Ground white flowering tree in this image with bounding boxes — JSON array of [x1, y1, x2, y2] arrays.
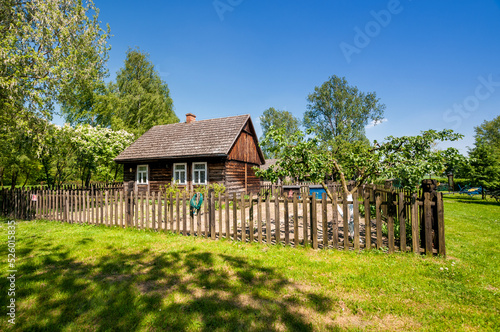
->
[[68, 125, 134, 186]]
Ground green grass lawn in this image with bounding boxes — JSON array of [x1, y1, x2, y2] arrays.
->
[[1, 195, 499, 331]]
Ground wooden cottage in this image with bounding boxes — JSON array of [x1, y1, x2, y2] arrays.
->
[[114, 114, 265, 194]]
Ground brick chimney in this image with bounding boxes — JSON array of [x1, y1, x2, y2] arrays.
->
[[186, 113, 196, 123]]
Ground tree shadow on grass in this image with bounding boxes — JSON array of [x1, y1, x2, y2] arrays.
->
[[3, 239, 335, 331]]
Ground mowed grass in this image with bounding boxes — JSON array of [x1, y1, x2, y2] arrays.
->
[[0, 196, 499, 331]]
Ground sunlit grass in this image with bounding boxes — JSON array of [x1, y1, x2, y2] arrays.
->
[[0, 195, 498, 331]]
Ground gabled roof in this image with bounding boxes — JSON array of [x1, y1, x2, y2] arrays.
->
[[115, 114, 264, 163]]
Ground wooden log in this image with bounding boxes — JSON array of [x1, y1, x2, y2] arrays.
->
[[376, 192, 382, 249], [332, 192, 338, 249], [437, 192, 446, 257], [398, 192, 406, 252], [411, 193, 419, 254], [293, 193, 299, 246], [424, 192, 433, 256], [353, 191, 360, 251], [311, 194, 318, 249], [266, 195, 271, 244], [284, 195, 290, 246]]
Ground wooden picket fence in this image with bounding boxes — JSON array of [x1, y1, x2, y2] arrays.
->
[[0, 185, 445, 256]]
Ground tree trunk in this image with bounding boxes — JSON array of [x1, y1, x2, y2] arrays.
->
[[10, 170, 18, 190]]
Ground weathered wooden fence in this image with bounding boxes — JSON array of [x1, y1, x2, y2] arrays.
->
[[0, 185, 445, 256]]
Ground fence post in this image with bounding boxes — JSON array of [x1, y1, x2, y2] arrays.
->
[[437, 192, 446, 257], [387, 192, 395, 254], [364, 187, 371, 250], [208, 189, 215, 239], [310, 193, 318, 249], [342, 191, 349, 251], [125, 181, 134, 227], [240, 194, 245, 242], [421, 180, 439, 256], [375, 191, 382, 250], [424, 192, 433, 256], [411, 193, 419, 254], [398, 192, 406, 252]]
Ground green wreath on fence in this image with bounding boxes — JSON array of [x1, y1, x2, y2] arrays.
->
[[190, 193, 204, 216]]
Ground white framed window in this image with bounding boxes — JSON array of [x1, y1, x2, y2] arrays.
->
[[173, 163, 187, 184], [136, 165, 148, 184], [192, 162, 207, 185]]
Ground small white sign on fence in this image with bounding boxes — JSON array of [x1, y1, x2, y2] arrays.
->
[[31, 194, 37, 202]]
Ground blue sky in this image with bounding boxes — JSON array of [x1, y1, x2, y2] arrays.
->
[[55, 0, 500, 154]]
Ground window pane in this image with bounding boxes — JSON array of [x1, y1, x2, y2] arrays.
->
[[194, 172, 199, 184], [200, 171, 206, 184], [138, 166, 147, 172], [175, 164, 185, 171], [194, 163, 205, 170], [180, 172, 185, 183]]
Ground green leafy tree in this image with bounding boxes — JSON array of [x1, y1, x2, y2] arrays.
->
[[474, 115, 500, 152], [259, 107, 300, 158], [256, 126, 463, 199], [466, 144, 500, 192], [0, 0, 110, 120], [465, 116, 500, 193], [110, 48, 178, 137], [303, 75, 385, 145]]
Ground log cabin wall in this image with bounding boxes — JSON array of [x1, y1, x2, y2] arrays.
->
[[225, 160, 260, 194], [122, 159, 226, 193], [227, 130, 262, 165]]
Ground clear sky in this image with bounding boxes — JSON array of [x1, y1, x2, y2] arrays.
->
[[55, 0, 500, 154]]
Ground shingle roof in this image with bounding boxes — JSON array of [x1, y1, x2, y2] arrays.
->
[[115, 114, 255, 162]]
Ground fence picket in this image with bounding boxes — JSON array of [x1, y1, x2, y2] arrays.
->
[[353, 191, 360, 251], [284, 195, 290, 246], [311, 194, 318, 249], [293, 194, 299, 246], [376, 192, 382, 249], [398, 192, 406, 252], [266, 195, 271, 244]]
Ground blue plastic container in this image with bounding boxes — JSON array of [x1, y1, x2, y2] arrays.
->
[[309, 185, 326, 199]]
